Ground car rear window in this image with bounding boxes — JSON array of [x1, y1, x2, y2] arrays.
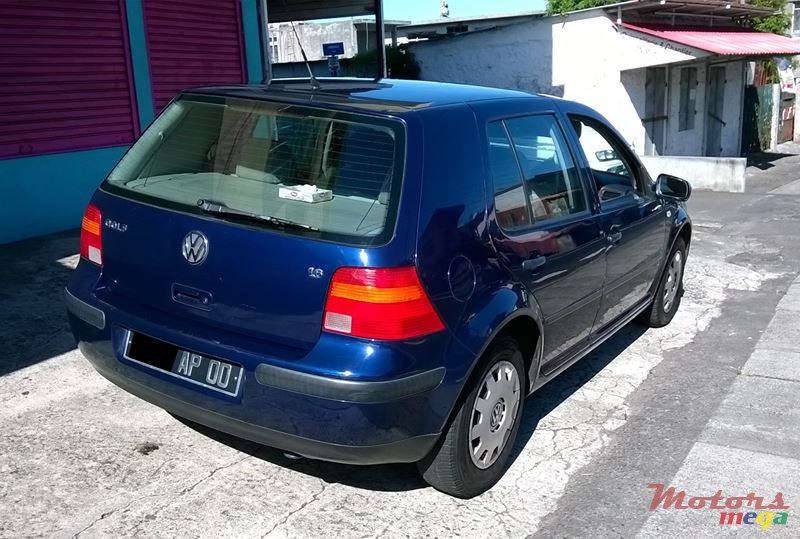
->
[[104, 95, 405, 245]]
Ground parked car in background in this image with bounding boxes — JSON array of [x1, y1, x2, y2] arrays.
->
[[66, 79, 691, 498]]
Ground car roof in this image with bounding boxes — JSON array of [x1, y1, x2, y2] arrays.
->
[[187, 78, 543, 114]]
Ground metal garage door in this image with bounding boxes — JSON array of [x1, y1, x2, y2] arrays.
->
[[143, 0, 247, 111], [0, 0, 138, 159]]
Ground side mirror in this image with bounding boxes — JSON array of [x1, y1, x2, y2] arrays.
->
[[656, 174, 691, 202], [595, 149, 618, 162]]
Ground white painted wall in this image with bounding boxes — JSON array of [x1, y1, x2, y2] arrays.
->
[[619, 68, 647, 153], [641, 155, 746, 193]]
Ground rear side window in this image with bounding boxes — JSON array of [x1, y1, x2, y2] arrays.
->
[[488, 114, 586, 232], [504, 115, 586, 222], [488, 121, 531, 231], [105, 96, 404, 246]]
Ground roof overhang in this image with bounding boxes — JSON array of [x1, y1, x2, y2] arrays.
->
[[602, 0, 773, 20], [622, 22, 800, 56], [266, 0, 377, 22], [399, 10, 546, 31]]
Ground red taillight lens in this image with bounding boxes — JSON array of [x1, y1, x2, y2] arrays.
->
[[79, 204, 103, 266], [323, 267, 445, 340]]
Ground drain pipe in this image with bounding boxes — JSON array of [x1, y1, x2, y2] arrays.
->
[[258, 0, 272, 84], [374, 0, 386, 79]]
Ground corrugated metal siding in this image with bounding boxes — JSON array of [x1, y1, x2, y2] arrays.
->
[[0, 0, 138, 159], [144, 0, 246, 111]]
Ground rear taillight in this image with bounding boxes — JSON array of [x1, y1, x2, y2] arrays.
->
[[323, 267, 445, 340], [79, 204, 103, 266]]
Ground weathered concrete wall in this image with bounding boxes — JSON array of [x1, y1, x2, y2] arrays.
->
[[411, 20, 563, 95], [641, 155, 746, 193]]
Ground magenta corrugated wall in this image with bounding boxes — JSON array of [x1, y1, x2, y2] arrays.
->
[[143, 0, 247, 111], [0, 0, 138, 159]]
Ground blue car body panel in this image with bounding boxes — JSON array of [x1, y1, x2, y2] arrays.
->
[[66, 79, 690, 464]]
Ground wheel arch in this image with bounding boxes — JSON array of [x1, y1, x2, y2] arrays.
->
[[446, 287, 546, 427]]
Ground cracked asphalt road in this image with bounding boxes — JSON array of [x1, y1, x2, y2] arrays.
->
[[1, 186, 800, 538]]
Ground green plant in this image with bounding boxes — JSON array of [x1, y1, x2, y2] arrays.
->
[[746, 0, 791, 34], [546, 0, 615, 16]]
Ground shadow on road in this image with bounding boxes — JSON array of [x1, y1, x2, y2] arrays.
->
[[177, 323, 649, 493], [746, 151, 796, 170], [0, 230, 79, 376]]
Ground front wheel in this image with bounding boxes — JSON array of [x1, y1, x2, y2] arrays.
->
[[417, 336, 524, 498], [642, 238, 687, 328]]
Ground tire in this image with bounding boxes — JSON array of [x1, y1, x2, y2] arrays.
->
[[417, 336, 525, 498], [642, 238, 687, 328]]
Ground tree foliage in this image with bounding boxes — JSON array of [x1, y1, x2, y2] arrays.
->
[[745, 0, 791, 34], [546, 0, 614, 16], [342, 45, 421, 79]]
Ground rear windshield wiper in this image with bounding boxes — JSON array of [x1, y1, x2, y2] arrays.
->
[[197, 199, 319, 231]]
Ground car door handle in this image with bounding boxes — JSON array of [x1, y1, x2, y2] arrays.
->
[[522, 255, 547, 272]]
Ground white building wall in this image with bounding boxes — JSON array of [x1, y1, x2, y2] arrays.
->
[[619, 68, 647, 153], [409, 12, 748, 158]]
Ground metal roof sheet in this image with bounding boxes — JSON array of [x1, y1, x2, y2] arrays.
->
[[622, 22, 800, 56]]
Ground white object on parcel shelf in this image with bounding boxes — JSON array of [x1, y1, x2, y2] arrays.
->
[[278, 184, 333, 203]]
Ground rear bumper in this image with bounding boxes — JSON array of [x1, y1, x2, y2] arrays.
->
[[66, 288, 464, 465], [65, 287, 105, 330], [254, 363, 445, 403], [84, 345, 438, 464]]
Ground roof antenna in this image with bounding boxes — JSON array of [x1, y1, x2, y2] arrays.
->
[[290, 21, 321, 91]]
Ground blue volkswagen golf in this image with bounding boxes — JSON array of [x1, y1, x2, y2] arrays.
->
[[66, 79, 691, 498]]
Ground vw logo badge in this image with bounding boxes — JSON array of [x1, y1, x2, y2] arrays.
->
[[182, 231, 209, 265]]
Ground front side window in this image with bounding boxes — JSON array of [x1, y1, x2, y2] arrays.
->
[[569, 116, 641, 201], [105, 96, 404, 245], [504, 115, 586, 222]]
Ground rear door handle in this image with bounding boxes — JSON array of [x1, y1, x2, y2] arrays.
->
[[522, 255, 547, 272], [172, 283, 213, 311]]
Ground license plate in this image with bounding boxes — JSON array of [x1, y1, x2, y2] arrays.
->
[[171, 350, 243, 397]]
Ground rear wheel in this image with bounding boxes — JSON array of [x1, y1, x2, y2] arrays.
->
[[642, 238, 687, 328], [418, 336, 524, 498]]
